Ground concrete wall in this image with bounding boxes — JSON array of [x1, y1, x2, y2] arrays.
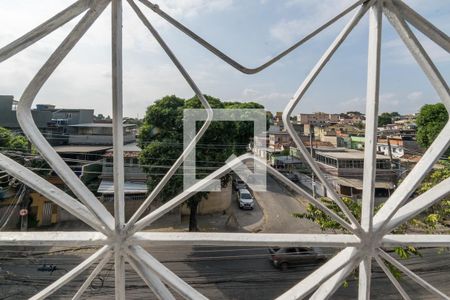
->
[[52, 109, 94, 125], [320, 135, 338, 146], [294, 171, 326, 197], [181, 184, 232, 215]]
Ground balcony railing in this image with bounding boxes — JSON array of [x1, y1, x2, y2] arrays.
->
[[0, 0, 449, 299]]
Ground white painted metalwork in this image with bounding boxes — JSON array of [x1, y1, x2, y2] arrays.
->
[[0, 0, 449, 299], [359, 2, 382, 298]]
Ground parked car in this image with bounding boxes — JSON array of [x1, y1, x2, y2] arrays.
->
[[269, 247, 326, 270], [237, 188, 254, 210], [233, 176, 247, 191]]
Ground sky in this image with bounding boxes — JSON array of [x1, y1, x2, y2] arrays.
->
[[0, 0, 449, 118]]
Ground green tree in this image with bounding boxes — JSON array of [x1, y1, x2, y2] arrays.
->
[[416, 103, 448, 148], [0, 127, 28, 152], [139, 95, 264, 231], [294, 197, 421, 280], [413, 160, 450, 230], [378, 112, 393, 126]]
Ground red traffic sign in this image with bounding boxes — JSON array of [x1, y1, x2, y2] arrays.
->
[[19, 209, 28, 216]]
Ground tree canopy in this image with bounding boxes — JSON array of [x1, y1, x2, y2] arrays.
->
[[0, 127, 28, 152], [378, 112, 393, 126], [138, 95, 264, 231], [416, 103, 448, 149]]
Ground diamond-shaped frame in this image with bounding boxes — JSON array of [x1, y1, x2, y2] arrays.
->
[[0, 0, 449, 299]]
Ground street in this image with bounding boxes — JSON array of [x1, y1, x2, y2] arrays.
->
[[1, 245, 449, 299], [0, 176, 449, 299], [252, 175, 322, 233]]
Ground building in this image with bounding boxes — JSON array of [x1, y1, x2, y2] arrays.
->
[[0, 95, 95, 131], [313, 149, 398, 199], [376, 136, 422, 158], [0, 95, 52, 129], [66, 123, 136, 145], [98, 143, 147, 202], [0, 95, 136, 146], [297, 112, 340, 125], [252, 134, 269, 159], [270, 155, 303, 170], [268, 130, 293, 152]]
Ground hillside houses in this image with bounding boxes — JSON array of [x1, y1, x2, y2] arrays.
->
[[254, 110, 422, 201]]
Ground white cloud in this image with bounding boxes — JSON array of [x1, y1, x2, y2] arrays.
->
[[407, 91, 423, 101], [339, 96, 365, 112], [239, 88, 292, 112], [242, 88, 259, 98], [151, 0, 233, 18], [270, 0, 354, 44], [382, 38, 450, 64], [339, 93, 425, 114]]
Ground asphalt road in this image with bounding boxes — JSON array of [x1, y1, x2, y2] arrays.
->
[[253, 174, 322, 233], [0, 245, 449, 299], [1, 175, 449, 299]]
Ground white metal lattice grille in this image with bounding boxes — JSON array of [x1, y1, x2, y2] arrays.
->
[[0, 0, 449, 299]]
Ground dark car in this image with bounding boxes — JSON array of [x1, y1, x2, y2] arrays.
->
[[233, 177, 246, 191], [269, 247, 326, 270]]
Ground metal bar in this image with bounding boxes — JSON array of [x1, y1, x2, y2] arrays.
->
[[0, 0, 91, 63], [130, 154, 251, 233], [361, 0, 382, 237], [136, 0, 364, 74], [378, 250, 450, 299], [283, 1, 375, 234], [126, 253, 176, 300], [359, 2, 382, 298], [0, 154, 107, 234], [309, 261, 358, 300], [128, 245, 209, 300], [392, 0, 450, 53], [358, 258, 372, 300], [276, 247, 361, 300], [384, 0, 450, 110], [130, 154, 354, 234], [30, 246, 111, 300], [112, 0, 126, 298], [112, 0, 125, 229], [262, 158, 356, 232], [72, 251, 113, 300], [15, 0, 115, 233], [124, 0, 213, 231], [0, 231, 107, 247], [130, 232, 360, 247], [379, 176, 450, 234], [374, 255, 411, 300], [374, 124, 450, 233], [382, 235, 450, 247], [373, 0, 450, 233]]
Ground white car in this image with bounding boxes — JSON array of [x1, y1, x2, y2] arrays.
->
[[238, 188, 254, 210]]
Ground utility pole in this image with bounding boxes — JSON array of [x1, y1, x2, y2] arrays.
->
[[386, 136, 393, 165], [310, 129, 316, 198]]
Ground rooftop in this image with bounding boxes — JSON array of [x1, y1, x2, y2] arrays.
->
[[68, 123, 136, 128], [104, 143, 142, 158], [330, 176, 394, 190], [315, 150, 391, 160], [53, 145, 112, 153]]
